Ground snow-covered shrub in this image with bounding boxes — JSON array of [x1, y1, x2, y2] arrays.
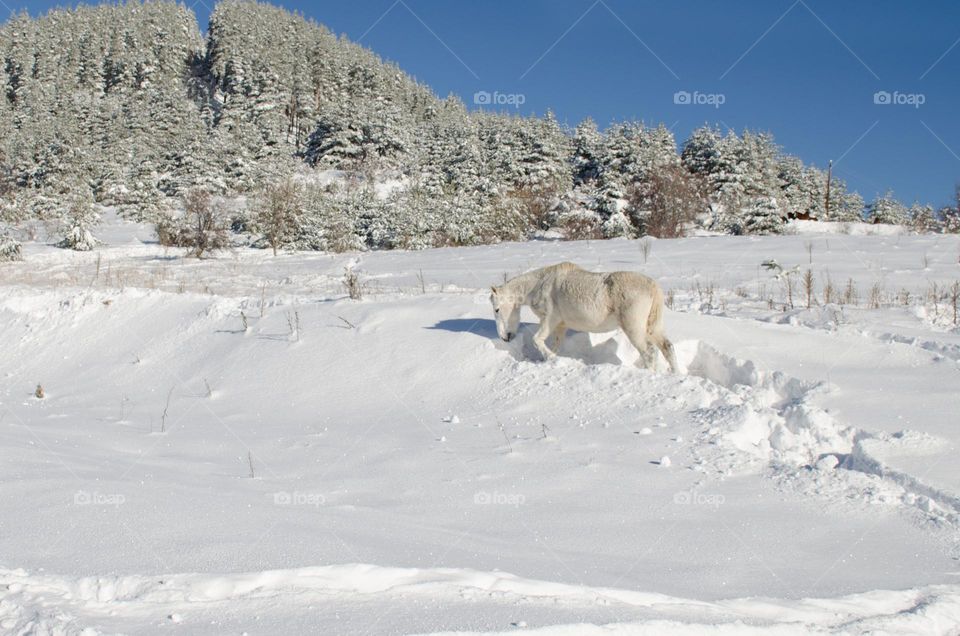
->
[[57, 187, 100, 251], [0, 230, 22, 261], [601, 210, 633, 238]]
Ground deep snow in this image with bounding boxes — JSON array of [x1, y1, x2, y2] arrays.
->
[[1, 219, 959, 634]]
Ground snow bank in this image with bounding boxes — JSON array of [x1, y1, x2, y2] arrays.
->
[[3, 565, 960, 635]]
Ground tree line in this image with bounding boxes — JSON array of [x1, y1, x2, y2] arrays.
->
[[1, 0, 957, 260]]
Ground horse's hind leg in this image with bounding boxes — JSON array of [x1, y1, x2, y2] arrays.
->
[[621, 322, 654, 370], [650, 331, 679, 373], [620, 304, 656, 370]]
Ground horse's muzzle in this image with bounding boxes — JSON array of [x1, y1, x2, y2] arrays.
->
[[502, 333, 514, 342]]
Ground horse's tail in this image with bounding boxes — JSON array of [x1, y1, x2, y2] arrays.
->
[[647, 281, 679, 373]]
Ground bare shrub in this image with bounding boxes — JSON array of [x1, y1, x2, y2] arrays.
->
[[842, 278, 858, 306], [626, 165, 707, 238], [254, 178, 303, 256], [822, 275, 836, 305], [640, 237, 652, 264], [803, 269, 815, 309], [343, 268, 363, 300], [156, 189, 232, 258], [782, 275, 795, 309], [868, 282, 885, 309], [509, 185, 560, 233], [557, 212, 602, 241], [950, 281, 959, 325]]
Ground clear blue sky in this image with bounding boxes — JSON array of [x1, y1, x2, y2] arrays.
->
[[12, 0, 960, 207]]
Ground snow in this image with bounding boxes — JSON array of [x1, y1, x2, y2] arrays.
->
[[1, 219, 959, 634]]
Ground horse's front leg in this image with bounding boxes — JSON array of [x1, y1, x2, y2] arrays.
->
[[533, 318, 560, 361]]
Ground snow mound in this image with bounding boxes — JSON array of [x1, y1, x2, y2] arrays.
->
[[674, 341, 848, 471], [2, 565, 960, 635], [675, 341, 960, 535]]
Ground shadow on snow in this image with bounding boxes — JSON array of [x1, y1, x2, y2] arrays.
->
[[428, 318, 624, 366]]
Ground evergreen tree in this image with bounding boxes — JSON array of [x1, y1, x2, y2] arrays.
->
[[866, 191, 908, 224], [829, 190, 865, 223], [56, 182, 100, 251], [943, 186, 960, 234], [572, 117, 604, 186], [908, 202, 937, 233], [743, 196, 784, 235], [0, 230, 22, 261]]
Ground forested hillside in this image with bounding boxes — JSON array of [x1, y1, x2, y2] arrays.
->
[[0, 0, 956, 257]]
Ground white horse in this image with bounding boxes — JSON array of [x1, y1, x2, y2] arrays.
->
[[490, 262, 678, 372]]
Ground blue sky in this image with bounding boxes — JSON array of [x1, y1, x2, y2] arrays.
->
[[12, 0, 960, 207]]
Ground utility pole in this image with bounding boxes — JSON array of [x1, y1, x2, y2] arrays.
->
[[824, 159, 832, 220]]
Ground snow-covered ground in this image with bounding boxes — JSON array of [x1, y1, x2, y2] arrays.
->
[[1, 219, 959, 634]]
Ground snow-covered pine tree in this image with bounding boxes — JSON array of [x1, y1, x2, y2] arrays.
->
[[942, 189, 960, 234], [908, 202, 937, 233], [0, 230, 22, 262], [734, 132, 786, 234], [742, 196, 785, 235], [299, 181, 367, 252], [777, 157, 827, 220], [682, 126, 741, 232], [829, 190, 865, 223], [56, 183, 100, 251], [866, 191, 908, 224], [572, 117, 604, 186]]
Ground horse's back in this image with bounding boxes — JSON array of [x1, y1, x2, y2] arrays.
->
[[603, 271, 662, 297]]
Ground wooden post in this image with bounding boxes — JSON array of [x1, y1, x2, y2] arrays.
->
[[825, 159, 832, 219]]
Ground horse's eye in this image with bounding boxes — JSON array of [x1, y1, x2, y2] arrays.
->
[[495, 308, 500, 314]]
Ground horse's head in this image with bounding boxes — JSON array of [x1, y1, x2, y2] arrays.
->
[[490, 286, 520, 343]]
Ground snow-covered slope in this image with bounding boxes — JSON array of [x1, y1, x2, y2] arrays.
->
[[1, 222, 959, 634]]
